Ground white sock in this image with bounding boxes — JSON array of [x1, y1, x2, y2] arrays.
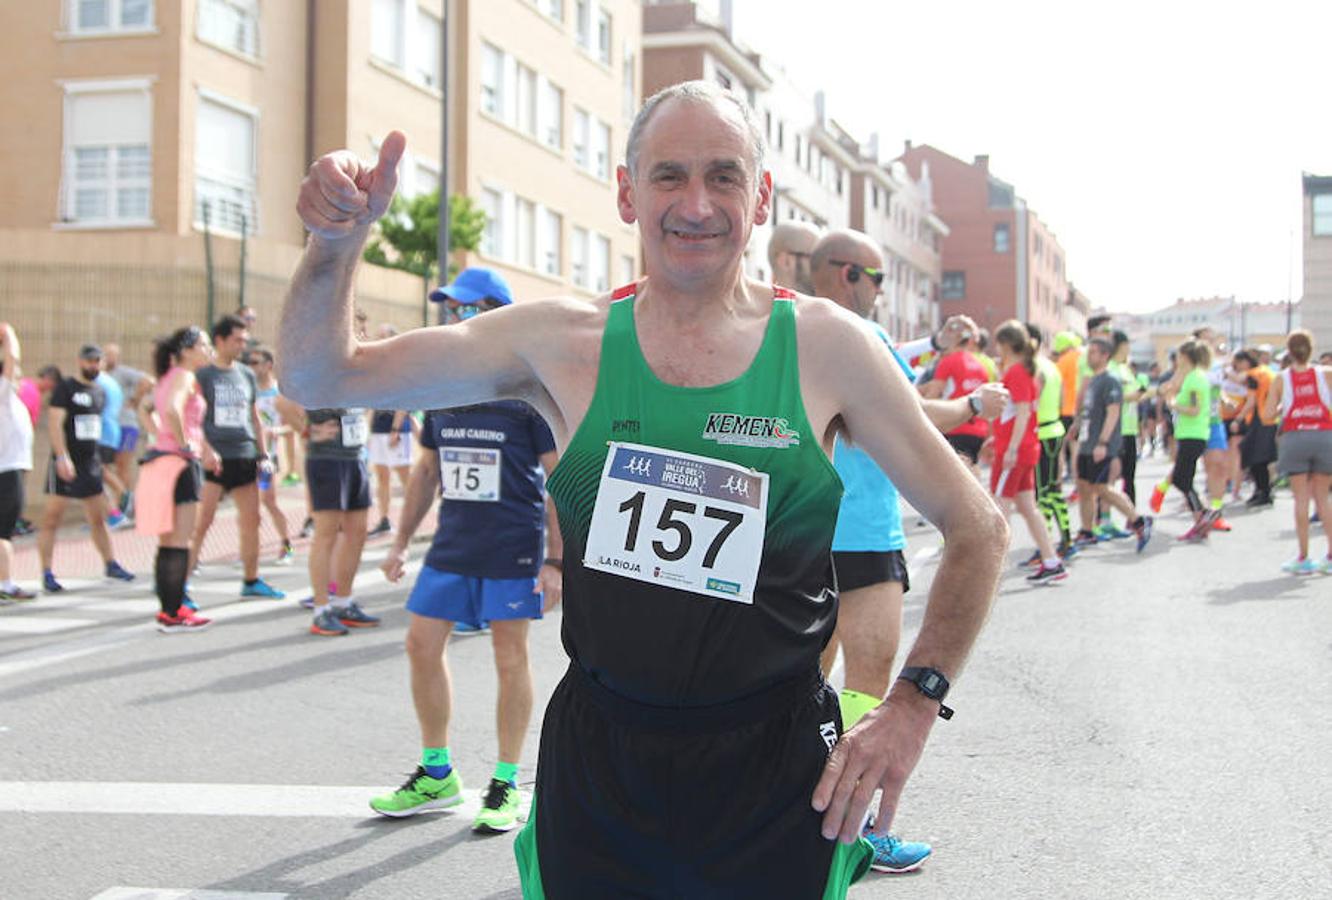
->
[[1043, 558, 1060, 569], [330, 595, 352, 611], [1, 581, 18, 593]]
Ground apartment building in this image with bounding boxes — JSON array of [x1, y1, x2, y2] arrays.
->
[[1303, 172, 1332, 350], [1141, 296, 1299, 366], [851, 152, 947, 342], [0, 0, 641, 368], [899, 143, 1071, 340]]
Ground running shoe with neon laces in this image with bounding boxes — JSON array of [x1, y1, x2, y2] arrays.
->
[[473, 778, 521, 833], [1149, 484, 1166, 514], [275, 542, 295, 566], [1026, 562, 1068, 585], [863, 828, 932, 874], [370, 766, 464, 818], [336, 601, 380, 628], [105, 561, 135, 582], [310, 606, 349, 636], [0, 585, 37, 603], [1132, 516, 1154, 553], [240, 578, 286, 599], [1281, 557, 1318, 576], [156, 610, 211, 633]]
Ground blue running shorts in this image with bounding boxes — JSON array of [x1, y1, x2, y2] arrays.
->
[[1206, 422, 1228, 451], [406, 564, 541, 626]]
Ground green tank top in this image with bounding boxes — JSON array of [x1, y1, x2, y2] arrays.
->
[[1035, 356, 1065, 440], [546, 283, 844, 706], [1110, 361, 1139, 436], [1175, 369, 1210, 440]]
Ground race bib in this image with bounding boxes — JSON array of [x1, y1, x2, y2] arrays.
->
[[1079, 417, 1090, 443], [341, 414, 368, 447], [439, 447, 501, 502], [583, 442, 768, 604], [214, 403, 247, 429], [73, 414, 101, 442]]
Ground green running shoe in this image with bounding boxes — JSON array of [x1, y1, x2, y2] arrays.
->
[[369, 766, 463, 818], [473, 778, 521, 833]]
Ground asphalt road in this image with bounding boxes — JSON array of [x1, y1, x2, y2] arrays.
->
[[1, 456, 1329, 899]]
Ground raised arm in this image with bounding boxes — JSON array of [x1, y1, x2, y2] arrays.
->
[[0, 322, 19, 382], [280, 133, 538, 413]]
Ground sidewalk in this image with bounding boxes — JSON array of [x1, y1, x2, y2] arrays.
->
[[7, 480, 412, 583]]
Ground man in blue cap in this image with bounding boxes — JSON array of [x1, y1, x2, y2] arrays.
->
[[370, 267, 564, 836]]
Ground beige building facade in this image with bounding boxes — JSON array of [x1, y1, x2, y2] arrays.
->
[[1303, 173, 1332, 351]]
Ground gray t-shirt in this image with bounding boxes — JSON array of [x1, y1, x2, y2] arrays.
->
[[110, 365, 146, 429], [1078, 370, 1124, 457], [305, 408, 368, 461], [197, 363, 259, 459]]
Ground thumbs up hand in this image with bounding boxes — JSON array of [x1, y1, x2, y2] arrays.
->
[[297, 131, 407, 241]]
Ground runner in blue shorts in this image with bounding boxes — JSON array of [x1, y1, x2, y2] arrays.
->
[[372, 268, 564, 835]]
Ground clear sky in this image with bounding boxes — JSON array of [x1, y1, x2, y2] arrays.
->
[[729, 0, 1332, 314]]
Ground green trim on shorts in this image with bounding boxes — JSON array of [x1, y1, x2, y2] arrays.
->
[[515, 793, 872, 899]]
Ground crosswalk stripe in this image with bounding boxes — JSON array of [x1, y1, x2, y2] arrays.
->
[[91, 889, 288, 899], [0, 616, 100, 634]]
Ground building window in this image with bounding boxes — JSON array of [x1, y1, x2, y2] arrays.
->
[[987, 180, 1013, 209], [539, 79, 563, 150], [69, 0, 154, 32], [198, 0, 259, 58], [620, 253, 635, 286], [574, 0, 590, 51], [1314, 194, 1332, 236], [593, 120, 611, 180], [596, 7, 612, 65], [480, 42, 504, 116], [572, 107, 589, 170], [531, 0, 563, 22], [993, 223, 1010, 253], [540, 207, 562, 276], [479, 187, 502, 258], [515, 197, 536, 269], [940, 271, 966, 300], [592, 233, 611, 292], [1033, 232, 1043, 259], [776, 121, 784, 151], [571, 225, 589, 288], [516, 62, 538, 137], [372, 0, 441, 88], [194, 93, 257, 235], [871, 185, 879, 210], [61, 81, 153, 225]]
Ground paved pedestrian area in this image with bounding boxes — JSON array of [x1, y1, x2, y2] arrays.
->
[[1, 458, 1329, 898]]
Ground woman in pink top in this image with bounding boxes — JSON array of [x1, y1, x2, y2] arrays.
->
[[137, 326, 217, 631]]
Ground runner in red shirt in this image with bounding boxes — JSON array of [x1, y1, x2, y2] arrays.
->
[[919, 315, 991, 474], [992, 321, 1067, 584]]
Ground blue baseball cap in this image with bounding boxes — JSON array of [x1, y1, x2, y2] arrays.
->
[[429, 267, 513, 306]]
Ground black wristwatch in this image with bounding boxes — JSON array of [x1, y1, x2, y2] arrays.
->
[[967, 394, 983, 416], [898, 667, 954, 720]]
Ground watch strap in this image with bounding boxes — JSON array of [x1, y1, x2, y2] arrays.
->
[[899, 666, 955, 720]]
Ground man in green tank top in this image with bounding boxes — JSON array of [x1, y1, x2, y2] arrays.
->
[[281, 80, 1008, 899]]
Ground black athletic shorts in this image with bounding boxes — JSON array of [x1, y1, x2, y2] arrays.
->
[[204, 457, 259, 492], [307, 457, 371, 512], [516, 664, 871, 899], [0, 469, 24, 539], [45, 458, 103, 499], [97, 445, 117, 465], [1076, 454, 1113, 485], [946, 433, 985, 464], [832, 549, 909, 594], [174, 460, 203, 505]]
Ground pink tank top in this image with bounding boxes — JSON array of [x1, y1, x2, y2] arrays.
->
[[153, 367, 206, 453]]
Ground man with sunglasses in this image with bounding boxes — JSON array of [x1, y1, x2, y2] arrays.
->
[[283, 82, 1007, 897], [371, 267, 563, 835], [807, 229, 1006, 874], [768, 220, 822, 294]]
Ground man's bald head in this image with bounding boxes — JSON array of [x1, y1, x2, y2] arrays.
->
[[768, 221, 822, 294], [810, 229, 884, 318], [103, 343, 121, 369]]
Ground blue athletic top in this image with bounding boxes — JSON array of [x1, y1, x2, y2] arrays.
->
[[420, 401, 557, 579], [832, 322, 914, 553], [95, 372, 123, 450]]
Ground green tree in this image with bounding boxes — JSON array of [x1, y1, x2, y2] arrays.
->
[[362, 190, 487, 283]]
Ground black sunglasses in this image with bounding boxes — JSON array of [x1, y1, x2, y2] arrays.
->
[[828, 259, 886, 287]]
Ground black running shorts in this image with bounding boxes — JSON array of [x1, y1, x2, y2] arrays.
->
[[515, 664, 872, 899], [204, 457, 259, 492], [946, 433, 985, 464], [0, 469, 24, 539], [307, 457, 371, 512], [832, 549, 909, 593], [1076, 454, 1113, 485], [46, 459, 103, 499]]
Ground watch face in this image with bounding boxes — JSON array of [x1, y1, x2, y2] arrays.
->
[[922, 673, 942, 693]]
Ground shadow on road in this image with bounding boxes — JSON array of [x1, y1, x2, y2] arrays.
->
[[1206, 575, 1314, 606]]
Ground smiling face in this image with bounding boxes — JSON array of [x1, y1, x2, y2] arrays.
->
[[617, 98, 771, 292]]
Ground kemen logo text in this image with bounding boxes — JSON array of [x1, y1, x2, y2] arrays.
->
[[702, 413, 801, 449]]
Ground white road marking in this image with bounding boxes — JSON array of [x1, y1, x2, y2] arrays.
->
[[80, 599, 161, 614], [0, 781, 529, 822], [91, 889, 288, 899], [0, 616, 100, 634], [0, 626, 146, 678]]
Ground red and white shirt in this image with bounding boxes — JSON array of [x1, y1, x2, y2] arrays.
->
[[1280, 366, 1332, 432]]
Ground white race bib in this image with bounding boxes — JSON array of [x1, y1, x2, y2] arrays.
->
[[214, 403, 246, 429], [439, 447, 501, 502], [583, 442, 768, 604], [73, 414, 102, 442], [341, 414, 368, 447]]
